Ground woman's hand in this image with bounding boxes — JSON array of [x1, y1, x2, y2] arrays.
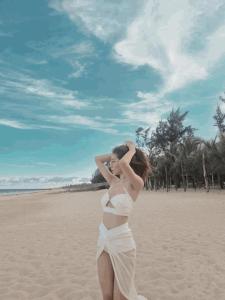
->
[[124, 140, 136, 153]]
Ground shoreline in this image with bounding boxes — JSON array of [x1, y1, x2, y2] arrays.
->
[[0, 186, 224, 200]]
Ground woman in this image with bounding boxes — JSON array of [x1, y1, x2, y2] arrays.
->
[[95, 140, 151, 300]]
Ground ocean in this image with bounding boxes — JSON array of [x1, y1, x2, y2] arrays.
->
[[0, 189, 50, 196]]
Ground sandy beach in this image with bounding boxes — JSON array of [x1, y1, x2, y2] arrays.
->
[[0, 188, 225, 300]]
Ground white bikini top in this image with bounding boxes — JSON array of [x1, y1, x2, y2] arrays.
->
[[100, 186, 134, 216]]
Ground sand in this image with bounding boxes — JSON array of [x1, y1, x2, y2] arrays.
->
[[0, 188, 225, 300]]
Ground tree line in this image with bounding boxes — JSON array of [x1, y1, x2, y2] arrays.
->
[[91, 94, 225, 192]]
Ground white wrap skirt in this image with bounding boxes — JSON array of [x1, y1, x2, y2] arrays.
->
[[96, 222, 148, 300]]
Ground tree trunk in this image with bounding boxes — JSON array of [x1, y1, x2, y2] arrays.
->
[[193, 176, 197, 191], [148, 177, 151, 190], [181, 160, 186, 192], [165, 166, 168, 192], [211, 173, 215, 189], [218, 173, 224, 189], [186, 173, 188, 190], [202, 152, 209, 192], [154, 176, 157, 191], [174, 175, 178, 190]]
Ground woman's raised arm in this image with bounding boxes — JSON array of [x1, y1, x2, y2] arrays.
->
[[95, 154, 116, 185]]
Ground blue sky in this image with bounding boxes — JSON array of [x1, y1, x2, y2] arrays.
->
[[0, 0, 225, 189]]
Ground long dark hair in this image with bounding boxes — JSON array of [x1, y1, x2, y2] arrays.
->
[[112, 144, 152, 183]]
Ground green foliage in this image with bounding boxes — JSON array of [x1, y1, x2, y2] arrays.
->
[[135, 100, 225, 191], [92, 95, 225, 190]]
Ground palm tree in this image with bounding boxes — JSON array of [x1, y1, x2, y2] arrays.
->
[[130, 99, 225, 192], [177, 137, 202, 191], [203, 135, 225, 189], [147, 108, 196, 191]]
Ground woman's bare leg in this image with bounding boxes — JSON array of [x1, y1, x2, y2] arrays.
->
[[97, 250, 114, 300], [113, 249, 136, 300], [113, 276, 128, 300]]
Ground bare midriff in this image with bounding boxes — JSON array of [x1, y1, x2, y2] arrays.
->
[[102, 212, 128, 230]]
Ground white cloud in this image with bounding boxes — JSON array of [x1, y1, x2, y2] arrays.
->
[[27, 36, 95, 77], [0, 113, 121, 134], [201, 23, 225, 69], [48, 0, 145, 42], [35, 162, 57, 167], [49, 0, 225, 94], [0, 162, 57, 168], [42, 40, 95, 59], [112, 0, 225, 126], [0, 118, 68, 130], [58, 41, 94, 58], [0, 175, 91, 189], [114, 0, 225, 95], [68, 61, 86, 79], [0, 65, 134, 135], [120, 91, 172, 130], [46, 114, 119, 134], [0, 67, 89, 109], [23, 80, 87, 109], [0, 119, 30, 129]]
